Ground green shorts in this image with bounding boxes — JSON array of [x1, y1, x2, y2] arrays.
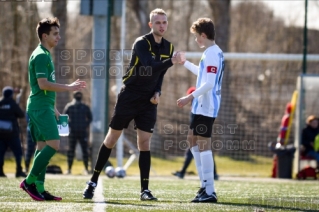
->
[[27, 108, 60, 142]]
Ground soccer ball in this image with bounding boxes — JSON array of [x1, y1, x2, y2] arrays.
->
[[115, 167, 126, 178], [105, 166, 115, 178]]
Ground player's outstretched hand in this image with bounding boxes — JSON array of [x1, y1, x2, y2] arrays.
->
[[68, 79, 86, 91], [177, 94, 194, 108]]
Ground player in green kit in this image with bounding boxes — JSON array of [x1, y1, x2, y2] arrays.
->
[[20, 17, 86, 201]]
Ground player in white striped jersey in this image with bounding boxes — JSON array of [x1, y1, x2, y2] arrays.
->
[[177, 18, 224, 203]]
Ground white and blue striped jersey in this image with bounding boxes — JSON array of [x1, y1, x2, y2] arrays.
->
[[184, 45, 224, 118]]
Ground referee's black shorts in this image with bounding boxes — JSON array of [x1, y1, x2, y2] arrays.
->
[[109, 87, 157, 133], [190, 113, 215, 138]]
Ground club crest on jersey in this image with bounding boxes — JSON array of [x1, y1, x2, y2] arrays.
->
[[207, 66, 217, 74], [50, 71, 55, 81]]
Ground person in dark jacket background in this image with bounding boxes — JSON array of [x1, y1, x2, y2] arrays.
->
[[301, 115, 319, 164], [0, 86, 26, 177], [63, 91, 92, 174]]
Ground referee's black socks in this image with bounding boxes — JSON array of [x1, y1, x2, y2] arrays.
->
[[139, 151, 151, 192], [91, 144, 112, 183]]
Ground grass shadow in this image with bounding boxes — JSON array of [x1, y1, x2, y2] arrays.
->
[[76, 200, 157, 207], [219, 201, 318, 212]]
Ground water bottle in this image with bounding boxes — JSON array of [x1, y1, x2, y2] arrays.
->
[[57, 114, 69, 136]]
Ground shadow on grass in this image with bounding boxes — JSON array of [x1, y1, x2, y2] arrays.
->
[[79, 199, 318, 211], [219, 201, 318, 212], [77, 200, 157, 207]]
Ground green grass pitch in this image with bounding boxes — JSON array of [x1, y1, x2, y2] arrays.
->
[[0, 175, 319, 212]]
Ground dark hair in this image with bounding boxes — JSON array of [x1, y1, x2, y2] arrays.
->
[[73, 91, 83, 98], [36, 17, 60, 41], [2, 86, 13, 98], [190, 18, 215, 40]]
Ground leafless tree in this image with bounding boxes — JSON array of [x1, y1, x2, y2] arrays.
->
[[208, 0, 231, 51], [52, 1, 69, 112], [130, 0, 149, 35]]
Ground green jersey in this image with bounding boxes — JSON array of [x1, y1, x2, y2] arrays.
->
[[27, 44, 56, 111]]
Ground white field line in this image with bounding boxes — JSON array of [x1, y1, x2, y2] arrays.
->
[[93, 179, 107, 212]]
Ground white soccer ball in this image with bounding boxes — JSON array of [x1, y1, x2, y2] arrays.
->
[[115, 167, 126, 178], [105, 166, 115, 178]]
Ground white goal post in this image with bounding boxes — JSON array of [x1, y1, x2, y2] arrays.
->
[[185, 52, 319, 61]]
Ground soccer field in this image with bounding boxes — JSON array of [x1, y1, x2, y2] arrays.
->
[[0, 175, 318, 212]]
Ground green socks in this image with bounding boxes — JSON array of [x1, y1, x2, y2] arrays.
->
[[34, 149, 46, 193], [35, 181, 45, 193], [26, 145, 56, 185]]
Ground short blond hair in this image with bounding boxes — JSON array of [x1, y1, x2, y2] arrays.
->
[[306, 115, 317, 125], [149, 8, 167, 22]]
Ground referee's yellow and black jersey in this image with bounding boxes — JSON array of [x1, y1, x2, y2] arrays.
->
[[122, 32, 174, 95]]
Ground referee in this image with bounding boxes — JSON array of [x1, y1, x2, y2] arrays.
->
[[83, 8, 183, 200]]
